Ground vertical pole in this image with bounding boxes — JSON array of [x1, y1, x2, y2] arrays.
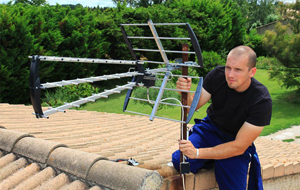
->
[[179, 44, 189, 190], [180, 44, 189, 163]]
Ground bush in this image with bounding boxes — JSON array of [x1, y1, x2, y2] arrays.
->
[[0, 4, 35, 103], [1, 1, 247, 104], [42, 83, 99, 107], [244, 29, 267, 57], [256, 56, 279, 70], [195, 51, 225, 78], [265, 14, 280, 24], [262, 22, 300, 91]]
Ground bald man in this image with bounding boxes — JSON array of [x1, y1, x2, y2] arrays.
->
[[172, 45, 272, 190]]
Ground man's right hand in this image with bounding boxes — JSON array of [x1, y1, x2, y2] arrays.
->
[[176, 77, 211, 112], [176, 77, 192, 94]]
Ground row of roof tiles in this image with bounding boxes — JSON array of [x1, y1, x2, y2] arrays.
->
[[0, 128, 162, 190], [0, 151, 103, 190]]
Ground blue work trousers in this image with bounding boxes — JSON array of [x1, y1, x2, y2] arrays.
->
[[172, 117, 263, 190]]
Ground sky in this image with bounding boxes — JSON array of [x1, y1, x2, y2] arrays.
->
[[0, 0, 297, 7], [0, 0, 116, 7]]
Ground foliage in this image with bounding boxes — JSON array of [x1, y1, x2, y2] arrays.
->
[[195, 51, 225, 77], [13, 0, 46, 6], [249, 20, 263, 31], [285, 2, 300, 34], [0, 4, 106, 103], [135, 0, 167, 7], [0, 4, 34, 103], [233, 0, 278, 31], [112, 0, 167, 7], [282, 139, 294, 142], [265, 13, 281, 24], [42, 83, 99, 107], [1, 1, 246, 104], [276, 0, 300, 34], [256, 56, 279, 70], [243, 29, 267, 57], [112, 0, 134, 7], [262, 22, 300, 91], [167, 0, 246, 53]]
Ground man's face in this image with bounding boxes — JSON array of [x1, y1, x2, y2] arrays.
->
[[225, 54, 256, 92]]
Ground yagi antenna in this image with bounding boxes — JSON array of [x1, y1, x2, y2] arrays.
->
[[121, 20, 203, 124], [29, 20, 204, 124]]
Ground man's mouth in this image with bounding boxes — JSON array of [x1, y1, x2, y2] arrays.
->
[[227, 78, 235, 83]]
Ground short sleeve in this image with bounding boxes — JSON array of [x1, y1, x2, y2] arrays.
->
[[203, 68, 216, 94], [246, 99, 272, 127]]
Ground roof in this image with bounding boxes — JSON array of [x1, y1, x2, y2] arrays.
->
[[1, 103, 300, 189]]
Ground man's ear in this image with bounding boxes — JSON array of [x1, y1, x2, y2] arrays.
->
[[250, 67, 257, 77]]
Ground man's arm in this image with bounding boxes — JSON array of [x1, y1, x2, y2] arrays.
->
[[176, 77, 211, 112], [179, 122, 264, 159]]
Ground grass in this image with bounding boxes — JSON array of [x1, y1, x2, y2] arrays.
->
[[78, 69, 300, 136], [255, 70, 300, 136], [282, 139, 295, 143]]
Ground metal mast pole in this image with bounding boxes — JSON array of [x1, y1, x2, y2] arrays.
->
[[180, 44, 189, 161], [179, 44, 189, 190]]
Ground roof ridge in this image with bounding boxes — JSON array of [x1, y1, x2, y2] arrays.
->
[[0, 128, 163, 189]]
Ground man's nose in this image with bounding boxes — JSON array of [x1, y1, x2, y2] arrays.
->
[[228, 69, 234, 77]]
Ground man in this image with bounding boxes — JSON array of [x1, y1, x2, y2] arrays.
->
[[172, 45, 272, 190]]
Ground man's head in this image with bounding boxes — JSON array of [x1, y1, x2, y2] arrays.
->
[[225, 45, 257, 92]]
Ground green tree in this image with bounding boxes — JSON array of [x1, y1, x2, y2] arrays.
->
[[112, 0, 166, 7], [265, 13, 280, 24], [135, 0, 166, 7], [282, 0, 300, 34], [112, 0, 136, 7], [233, 0, 278, 31], [0, 1, 248, 104], [262, 22, 300, 91], [13, 0, 46, 6], [0, 4, 102, 103], [243, 29, 267, 57], [166, 0, 246, 54], [0, 4, 35, 103], [195, 51, 225, 77]]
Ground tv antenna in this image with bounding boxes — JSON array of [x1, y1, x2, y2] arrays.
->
[[29, 20, 204, 189]]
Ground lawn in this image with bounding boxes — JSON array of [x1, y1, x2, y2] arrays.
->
[[254, 70, 300, 136], [78, 69, 300, 136]]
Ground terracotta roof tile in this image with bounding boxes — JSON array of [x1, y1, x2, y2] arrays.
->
[[37, 173, 70, 190], [86, 160, 162, 190], [14, 167, 56, 190], [0, 119, 163, 190], [0, 153, 16, 169], [0, 128, 33, 152], [0, 162, 40, 189], [59, 180, 87, 190], [13, 137, 67, 164], [0, 157, 28, 181], [47, 147, 107, 179]]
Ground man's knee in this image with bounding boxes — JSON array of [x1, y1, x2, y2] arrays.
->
[[214, 156, 250, 190], [172, 150, 181, 172]]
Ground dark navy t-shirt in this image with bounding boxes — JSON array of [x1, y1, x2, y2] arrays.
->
[[203, 66, 272, 136]]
